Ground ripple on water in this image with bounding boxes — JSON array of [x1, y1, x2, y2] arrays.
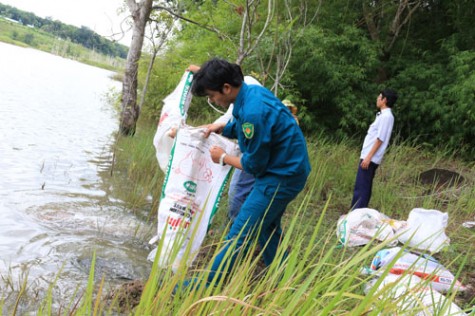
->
[[0, 42, 153, 312]]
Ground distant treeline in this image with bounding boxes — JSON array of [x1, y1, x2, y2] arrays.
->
[[0, 3, 128, 59]]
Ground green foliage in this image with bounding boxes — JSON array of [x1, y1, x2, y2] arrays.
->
[[110, 121, 162, 217], [176, 0, 245, 59], [388, 43, 475, 158], [290, 25, 380, 136], [76, 252, 96, 315], [6, 0, 474, 158], [23, 32, 34, 44], [136, 0, 474, 158]]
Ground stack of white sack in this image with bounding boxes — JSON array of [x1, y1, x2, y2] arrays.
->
[[337, 208, 450, 252], [363, 247, 466, 293], [397, 208, 450, 253], [362, 247, 467, 316], [340, 207, 467, 314], [337, 208, 403, 247], [364, 274, 467, 315]]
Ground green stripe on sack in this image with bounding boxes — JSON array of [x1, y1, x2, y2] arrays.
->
[[208, 168, 233, 228], [338, 218, 348, 245], [179, 72, 193, 116], [160, 137, 177, 200]]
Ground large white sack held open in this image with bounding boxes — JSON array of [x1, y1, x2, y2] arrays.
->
[[397, 208, 450, 253], [153, 71, 193, 173], [148, 126, 240, 272]]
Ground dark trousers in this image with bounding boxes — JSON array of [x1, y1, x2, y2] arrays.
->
[[351, 160, 379, 210], [227, 168, 255, 221], [207, 173, 307, 284]]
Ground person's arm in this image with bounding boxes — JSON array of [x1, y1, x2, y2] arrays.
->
[[361, 113, 394, 169], [209, 146, 243, 169], [361, 139, 383, 169], [202, 122, 226, 138]]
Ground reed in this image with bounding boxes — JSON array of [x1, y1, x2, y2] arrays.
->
[[3, 116, 471, 315], [97, 117, 474, 315]]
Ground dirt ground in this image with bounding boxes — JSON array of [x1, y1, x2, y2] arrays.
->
[[419, 168, 465, 188]]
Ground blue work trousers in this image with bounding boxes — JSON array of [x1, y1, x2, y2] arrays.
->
[[207, 173, 307, 284], [227, 169, 255, 221], [351, 160, 379, 210]]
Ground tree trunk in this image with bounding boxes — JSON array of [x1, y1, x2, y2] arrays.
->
[[119, 0, 153, 136], [139, 53, 156, 110]]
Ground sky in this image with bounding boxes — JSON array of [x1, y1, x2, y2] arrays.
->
[[1, 0, 132, 46]]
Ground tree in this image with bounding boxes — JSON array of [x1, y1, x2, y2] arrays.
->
[[139, 12, 176, 111], [119, 0, 233, 135], [255, 0, 322, 95], [120, 0, 154, 136], [234, 0, 274, 65], [120, 0, 208, 135], [361, 0, 422, 82]]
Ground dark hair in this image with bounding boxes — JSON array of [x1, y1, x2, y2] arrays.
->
[[381, 88, 398, 108], [191, 58, 244, 97]]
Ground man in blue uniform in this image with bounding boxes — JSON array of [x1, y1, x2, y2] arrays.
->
[[192, 58, 311, 284]]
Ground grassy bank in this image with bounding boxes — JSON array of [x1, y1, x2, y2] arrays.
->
[[0, 18, 125, 72], [3, 114, 472, 314], [104, 115, 474, 314]]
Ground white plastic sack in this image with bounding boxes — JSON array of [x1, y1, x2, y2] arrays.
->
[[365, 274, 466, 315], [462, 216, 475, 229], [337, 208, 399, 247], [397, 208, 450, 253], [153, 71, 194, 172], [366, 247, 466, 293], [148, 126, 240, 272]]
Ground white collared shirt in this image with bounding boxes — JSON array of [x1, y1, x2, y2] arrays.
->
[[360, 108, 394, 164]]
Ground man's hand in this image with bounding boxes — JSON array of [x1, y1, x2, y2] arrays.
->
[[210, 146, 225, 163], [360, 157, 371, 169], [203, 123, 226, 138], [187, 65, 201, 73], [167, 127, 177, 138], [361, 139, 382, 169]]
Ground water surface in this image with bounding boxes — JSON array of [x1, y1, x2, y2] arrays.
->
[[0, 42, 152, 312]]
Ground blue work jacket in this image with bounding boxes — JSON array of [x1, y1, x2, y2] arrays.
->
[[222, 83, 311, 180]]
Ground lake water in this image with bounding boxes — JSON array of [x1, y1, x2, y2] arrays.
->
[[0, 42, 152, 313]]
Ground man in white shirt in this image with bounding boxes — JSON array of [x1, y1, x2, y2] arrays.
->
[[351, 88, 398, 210]]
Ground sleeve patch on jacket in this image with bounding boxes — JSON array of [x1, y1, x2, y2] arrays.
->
[[242, 122, 254, 139]]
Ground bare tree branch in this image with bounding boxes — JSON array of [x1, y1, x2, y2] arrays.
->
[[151, 5, 220, 35], [386, 0, 421, 52], [236, 0, 275, 65]]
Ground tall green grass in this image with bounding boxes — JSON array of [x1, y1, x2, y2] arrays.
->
[[2, 116, 473, 315], [99, 118, 474, 315]]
